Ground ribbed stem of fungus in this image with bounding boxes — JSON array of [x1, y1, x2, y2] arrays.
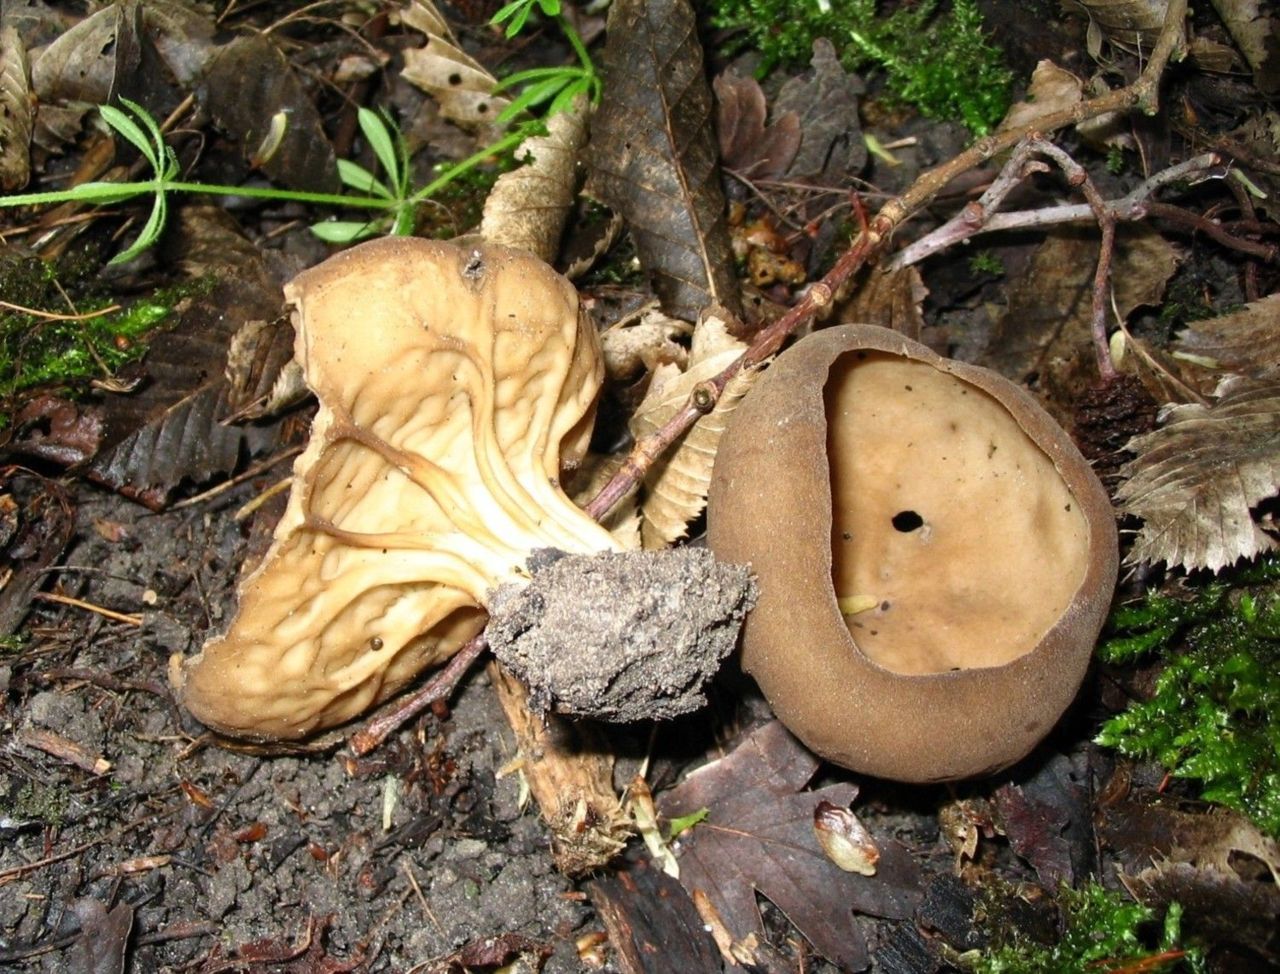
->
[[170, 238, 621, 739]]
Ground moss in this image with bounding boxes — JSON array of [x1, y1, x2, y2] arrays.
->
[[1095, 555, 1280, 837], [0, 253, 191, 428], [708, 0, 1014, 135], [9, 780, 71, 827], [973, 882, 1205, 974]]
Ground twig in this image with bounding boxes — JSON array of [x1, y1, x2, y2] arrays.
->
[[584, 0, 1189, 519], [1029, 140, 1120, 380], [1145, 201, 1279, 265], [0, 300, 121, 321], [348, 632, 489, 756], [169, 446, 303, 511], [32, 591, 142, 626], [885, 152, 1223, 269]]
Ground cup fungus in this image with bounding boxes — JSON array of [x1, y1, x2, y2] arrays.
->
[[707, 324, 1118, 782], [170, 237, 622, 739]]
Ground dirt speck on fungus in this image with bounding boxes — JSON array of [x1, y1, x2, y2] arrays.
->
[[486, 547, 756, 722]]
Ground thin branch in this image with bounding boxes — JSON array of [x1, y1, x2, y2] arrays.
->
[[348, 632, 489, 756], [887, 152, 1223, 269]]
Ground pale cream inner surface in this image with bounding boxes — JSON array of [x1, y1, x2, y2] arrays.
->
[[826, 352, 1089, 675]]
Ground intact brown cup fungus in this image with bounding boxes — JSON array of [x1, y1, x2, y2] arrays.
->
[[707, 324, 1118, 782]]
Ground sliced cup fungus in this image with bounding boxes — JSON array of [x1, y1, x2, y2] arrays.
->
[[170, 238, 620, 739], [707, 325, 1118, 782]]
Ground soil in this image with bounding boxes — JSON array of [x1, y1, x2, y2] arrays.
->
[[1, 485, 596, 972]]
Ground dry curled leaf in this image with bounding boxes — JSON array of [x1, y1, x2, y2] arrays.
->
[[400, 0, 508, 131], [1174, 293, 1280, 380], [480, 95, 589, 262], [0, 26, 32, 190], [600, 308, 691, 381], [586, 0, 740, 321], [1117, 379, 1280, 571], [629, 315, 755, 548], [1063, 0, 1174, 58], [712, 71, 800, 179]]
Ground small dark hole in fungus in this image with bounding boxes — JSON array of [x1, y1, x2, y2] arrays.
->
[[892, 510, 924, 532], [369, 636, 384, 651], [448, 72, 462, 85]]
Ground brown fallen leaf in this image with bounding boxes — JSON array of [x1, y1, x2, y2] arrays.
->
[[586, 0, 740, 321], [600, 308, 691, 382], [841, 264, 928, 342], [659, 721, 922, 972], [0, 470, 75, 637], [772, 38, 866, 182], [480, 95, 589, 262], [200, 34, 339, 193], [1174, 293, 1280, 380], [83, 208, 289, 508], [987, 225, 1179, 420], [1117, 378, 1280, 571], [68, 899, 134, 974], [628, 314, 756, 548], [1099, 800, 1280, 961], [400, 0, 509, 131], [0, 27, 32, 191], [1209, 0, 1280, 93], [1063, 0, 1177, 59], [712, 71, 800, 179]]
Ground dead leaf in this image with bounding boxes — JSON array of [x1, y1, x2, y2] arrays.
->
[[1131, 861, 1280, 962], [841, 265, 928, 341], [629, 315, 755, 548], [1063, 0, 1174, 58], [0, 470, 74, 637], [988, 226, 1179, 420], [1098, 799, 1280, 881], [1099, 800, 1280, 961], [480, 95, 589, 263], [30, 5, 120, 106], [83, 207, 289, 509], [712, 71, 800, 179], [0, 27, 32, 190], [600, 308, 691, 382], [993, 753, 1096, 890], [772, 38, 866, 181], [659, 721, 922, 972], [1209, 0, 1280, 93], [68, 899, 134, 974], [400, 0, 508, 131], [200, 34, 339, 193], [29, 2, 212, 147], [1000, 61, 1086, 133], [1117, 378, 1280, 571], [1174, 293, 1280, 379], [224, 316, 304, 422], [586, 0, 740, 321]]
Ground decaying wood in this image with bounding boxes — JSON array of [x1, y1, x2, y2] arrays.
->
[[488, 661, 631, 876]]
